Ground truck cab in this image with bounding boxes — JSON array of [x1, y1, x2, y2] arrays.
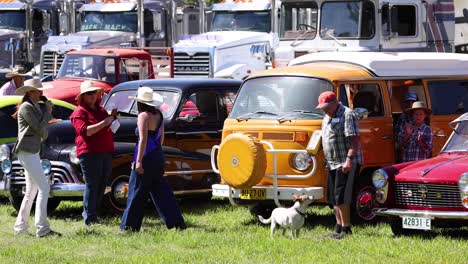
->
[[273, 0, 460, 67], [41, 47, 173, 105], [40, 0, 200, 78], [173, 0, 279, 79], [0, 0, 81, 84]]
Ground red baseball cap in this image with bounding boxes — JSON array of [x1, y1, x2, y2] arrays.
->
[[316, 91, 337, 109]]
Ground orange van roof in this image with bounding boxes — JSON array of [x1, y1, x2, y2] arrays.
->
[[249, 62, 373, 82]]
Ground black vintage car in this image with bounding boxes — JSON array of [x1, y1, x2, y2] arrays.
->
[[1, 78, 241, 212]]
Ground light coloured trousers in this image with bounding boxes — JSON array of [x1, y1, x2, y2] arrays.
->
[[14, 151, 51, 236]]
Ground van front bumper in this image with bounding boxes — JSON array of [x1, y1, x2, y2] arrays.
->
[[212, 184, 324, 206], [374, 208, 468, 220]]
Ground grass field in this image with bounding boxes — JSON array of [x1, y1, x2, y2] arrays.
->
[[0, 198, 467, 263]]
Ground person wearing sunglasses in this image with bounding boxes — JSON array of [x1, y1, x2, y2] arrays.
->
[[70, 80, 117, 226]]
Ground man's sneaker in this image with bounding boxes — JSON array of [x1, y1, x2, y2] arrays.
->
[[333, 230, 352, 240], [37, 230, 62, 238], [323, 232, 341, 239]]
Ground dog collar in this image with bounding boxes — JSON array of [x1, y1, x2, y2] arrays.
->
[[295, 208, 306, 217]]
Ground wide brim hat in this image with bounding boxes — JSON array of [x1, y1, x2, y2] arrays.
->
[[15, 78, 43, 95], [6, 67, 28, 78], [75, 80, 104, 100], [405, 101, 432, 115], [128, 86, 163, 107]]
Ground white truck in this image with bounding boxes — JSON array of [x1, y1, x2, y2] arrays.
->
[[455, 0, 468, 52], [40, 0, 201, 78], [173, 0, 279, 79], [274, 0, 468, 67]]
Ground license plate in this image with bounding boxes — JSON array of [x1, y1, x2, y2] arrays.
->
[[240, 189, 266, 200], [402, 216, 431, 230]]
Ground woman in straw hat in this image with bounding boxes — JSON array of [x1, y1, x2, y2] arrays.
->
[[120, 86, 186, 232], [70, 80, 116, 226], [0, 68, 27, 96], [12, 78, 61, 237], [398, 101, 433, 162]]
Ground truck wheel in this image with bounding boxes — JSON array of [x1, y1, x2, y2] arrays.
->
[[390, 219, 418, 236], [104, 174, 130, 214], [217, 133, 266, 189], [249, 204, 275, 219], [352, 185, 378, 223], [9, 194, 61, 214]]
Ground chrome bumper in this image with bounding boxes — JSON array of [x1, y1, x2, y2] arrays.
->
[[49, 184, 85, 197], [374, 208, 468, 220]]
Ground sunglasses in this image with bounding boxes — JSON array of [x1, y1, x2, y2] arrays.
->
[[83, 90, 97, 96]]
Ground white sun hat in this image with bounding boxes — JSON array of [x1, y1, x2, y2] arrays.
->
[[75, 80, 104, 101], [15, 78, 43, 95], [128, 86, 163, 107]]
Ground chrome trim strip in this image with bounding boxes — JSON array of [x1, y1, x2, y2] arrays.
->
[[165, 169, 213, 175], [374, 208, 468, 219]]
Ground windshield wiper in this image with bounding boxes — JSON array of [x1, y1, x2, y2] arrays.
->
[[236, 111, 278, 122], [277, 110, 323, 123], [325, 32, 347, 47]]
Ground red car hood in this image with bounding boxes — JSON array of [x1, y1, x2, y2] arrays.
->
[[396, 153, 468, 184], [42, 79, 113, 105]]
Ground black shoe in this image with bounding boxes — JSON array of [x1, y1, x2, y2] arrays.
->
[[333, 231, 352, 240], [323, 232, 341, 239], [37, 230, 62, 238]]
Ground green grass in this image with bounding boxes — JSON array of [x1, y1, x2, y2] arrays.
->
[[0, 199, 467, 263]]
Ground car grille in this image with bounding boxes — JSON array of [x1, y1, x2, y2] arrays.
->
[[174, 52, 210, 77], [394, 182, 462, 208], [10, 161, 81, 185], [42, 51, 65, 77]]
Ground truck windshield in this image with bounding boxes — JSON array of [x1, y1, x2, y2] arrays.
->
[[230, 76, 332, 120], [211, 11, 271, 32], [80, 11, 137, 32], [320, 1, 375, 39], [0, 11, 25, 30], [280, 2, 318, 39], [56, 54, 117, 83], [442, 120, 468, 153]]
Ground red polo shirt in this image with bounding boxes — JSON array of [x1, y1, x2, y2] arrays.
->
[[70, 103, 114, 157]]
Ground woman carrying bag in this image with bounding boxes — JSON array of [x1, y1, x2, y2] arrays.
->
[[120, 87, 186, 232], [12, 78, 61, 237]]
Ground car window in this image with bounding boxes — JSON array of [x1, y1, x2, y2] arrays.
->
[[0, 105, 18, 139], [184, 91, 220, 120], [427, 80, 468, 115], [340, 83, 385, 117], [51, 105, 74, 120], [387, 79, 426, 113], [223, 91, 237, 115]]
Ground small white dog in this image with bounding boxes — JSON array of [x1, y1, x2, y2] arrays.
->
[[258, 195, 314, 239]]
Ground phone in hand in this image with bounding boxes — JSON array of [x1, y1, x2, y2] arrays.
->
[[111, 108, 118, 116], [40, 95, 48, 102]]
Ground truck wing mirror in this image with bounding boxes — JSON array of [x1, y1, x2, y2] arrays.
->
[[42, 11, 51, 33], [153, 12, 162, 32], [59, 13, 70, 34]]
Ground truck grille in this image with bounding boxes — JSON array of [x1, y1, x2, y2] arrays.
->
[[42, 51, 65, 77], [394, 182, 462, 208], [9, 161, 81, 185], [174, 52, 210, 77]]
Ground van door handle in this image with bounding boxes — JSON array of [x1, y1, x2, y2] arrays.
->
[[381, 135, 392, 139], [434, 133, 446, 137]]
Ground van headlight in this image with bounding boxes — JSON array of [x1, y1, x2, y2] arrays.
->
[[372, 169, 388, 189], [459, 172, 468, 193], [69, 146, 80, 164], [0, 144, 10, 161], [40, 159, 51, 175], [1, 159, 11, 174], [291, 153, 310, 171]]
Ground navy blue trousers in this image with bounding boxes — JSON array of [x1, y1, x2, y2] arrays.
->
[[79, 153, 112, 225], [120, 148, 186, 231]]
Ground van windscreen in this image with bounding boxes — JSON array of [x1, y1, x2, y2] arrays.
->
[[230, 76, 332, 120]]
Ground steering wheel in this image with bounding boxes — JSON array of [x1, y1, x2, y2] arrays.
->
[[298, 24, 316, 31]]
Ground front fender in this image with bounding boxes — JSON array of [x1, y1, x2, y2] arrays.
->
[[213, 63, 249, 80]]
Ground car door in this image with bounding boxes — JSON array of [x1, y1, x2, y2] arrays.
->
[[174, 89, 227, 190], [337, 81, 395, 167], [425, 79, 468, 155]]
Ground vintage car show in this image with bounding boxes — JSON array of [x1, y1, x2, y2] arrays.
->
[[0, 0, 466, 263]]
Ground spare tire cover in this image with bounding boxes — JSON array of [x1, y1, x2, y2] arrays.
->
[[218, 133, 266, 189]]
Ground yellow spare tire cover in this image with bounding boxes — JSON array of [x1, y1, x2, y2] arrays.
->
[[218, 133, 266, 189]]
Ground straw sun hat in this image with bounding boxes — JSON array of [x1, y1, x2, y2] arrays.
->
[[6, 67, 28, 78], [75, 80, 104, 101], [128, 87, 163, 107], [15, 78, 43, 95], [405, 101, 432, 115]]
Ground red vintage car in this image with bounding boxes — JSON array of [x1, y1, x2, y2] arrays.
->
[[373, 113, 468, 235]]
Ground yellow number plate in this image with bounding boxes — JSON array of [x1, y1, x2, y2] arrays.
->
[[240, 189, 266, 200]]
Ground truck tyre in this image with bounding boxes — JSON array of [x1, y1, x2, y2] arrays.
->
[[9, 194, 61, 214], [249, 203, 275, 219], [217, 133, 266, 189]]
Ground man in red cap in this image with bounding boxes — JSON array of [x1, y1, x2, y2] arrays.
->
[[316, 91, 363, 239]]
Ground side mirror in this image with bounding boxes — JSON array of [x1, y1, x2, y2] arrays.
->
[[177, 114, 194, 123], [153, 12, 162, 32], [59, 12, 70, 34], [42, 11, 51, 33], [354, 108, 369, 120]]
